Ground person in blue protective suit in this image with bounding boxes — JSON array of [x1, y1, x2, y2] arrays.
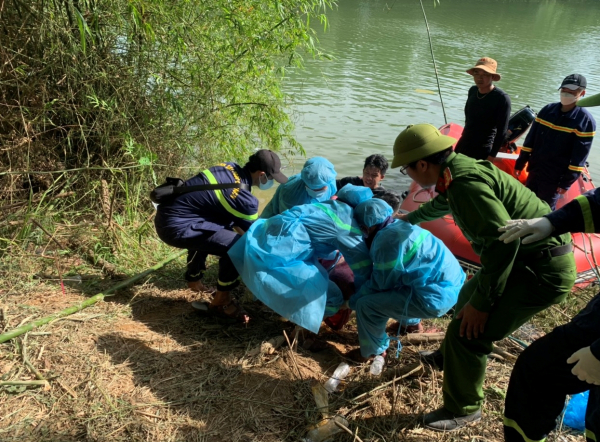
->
[[515, 74, 596, 210], [347, 199, 465, 363], [228, 184, 373, 334], [154, 150, 288, 323], [498, 187, 600, 442], [260, 156, 337, 218]]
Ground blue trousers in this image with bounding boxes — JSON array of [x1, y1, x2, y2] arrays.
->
[[351, 287, 453, 358], [504, 293, 600, 442]]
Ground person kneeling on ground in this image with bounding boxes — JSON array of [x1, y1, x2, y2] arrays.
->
[[336, 154, 388, 197], [346, 199, 465, 367], [498, 187, 600, 442], [154, 150, 288, 323], [260, 156, 337, 218], [228, 184, 373, 334]]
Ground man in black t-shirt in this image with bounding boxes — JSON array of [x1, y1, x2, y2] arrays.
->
[[336, 154, 388, 196], [454, 57, 511, 161]]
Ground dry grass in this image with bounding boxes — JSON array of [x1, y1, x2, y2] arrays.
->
[[0, 264, 592, 442]]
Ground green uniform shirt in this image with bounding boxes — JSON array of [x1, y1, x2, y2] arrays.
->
[[407, 152, 572, 312]]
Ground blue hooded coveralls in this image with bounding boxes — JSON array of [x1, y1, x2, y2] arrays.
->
[[350, 200, 465, 357], [228, 195, 372, 333]]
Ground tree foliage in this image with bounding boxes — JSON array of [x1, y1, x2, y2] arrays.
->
[[0, 0, 332, 209]]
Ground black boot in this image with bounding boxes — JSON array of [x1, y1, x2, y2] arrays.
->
[[419, 349, 444, 371]]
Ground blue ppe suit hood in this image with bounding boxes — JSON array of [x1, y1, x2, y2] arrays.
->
[[337, 184, 373, 208], [260, 157, 338, 218], [354, 199, 394, 228], [229, 199, 372, 333]]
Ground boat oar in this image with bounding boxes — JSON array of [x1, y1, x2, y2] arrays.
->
[[0, 250, 186, 344]]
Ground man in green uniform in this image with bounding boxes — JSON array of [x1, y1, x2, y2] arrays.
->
[[394, 124, 576, 431]]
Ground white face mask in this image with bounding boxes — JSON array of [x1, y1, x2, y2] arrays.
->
[[306, 186, 327, 200], [258, 174, 274, 190], [560, 92, 578, 106]]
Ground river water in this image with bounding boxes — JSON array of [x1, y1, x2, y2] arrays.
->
[[276, 0, 600, 196]]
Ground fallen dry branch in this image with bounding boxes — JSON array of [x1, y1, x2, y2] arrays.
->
[[0, 380, 50, 388], [335, 420, 365, 442], [491, 345, 518, 362], [404, 332, 445, 343], [352, 362, 424, 404]]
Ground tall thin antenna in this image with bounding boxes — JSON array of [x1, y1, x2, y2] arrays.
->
[[419, 0, 448, 124]]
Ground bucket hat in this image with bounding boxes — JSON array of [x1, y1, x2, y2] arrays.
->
[[391, 124, 456, 168], [466, 57, 501, 81]]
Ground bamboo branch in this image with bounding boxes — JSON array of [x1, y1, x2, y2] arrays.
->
[[0, 250, 186, 343]]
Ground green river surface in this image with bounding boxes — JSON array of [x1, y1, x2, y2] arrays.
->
[[266, 0, 600, 198]]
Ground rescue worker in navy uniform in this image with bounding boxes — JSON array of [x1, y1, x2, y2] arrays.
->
[[498, 189, 600, 442], [515, 74, 596, 210], [394, 124, 576, 431], [154, 150, 288, 323]]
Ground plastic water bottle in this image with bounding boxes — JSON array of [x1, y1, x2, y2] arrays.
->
[[323, 362, 350, 393], [370, 355, 385, 376], [304, 416, 349, 442]]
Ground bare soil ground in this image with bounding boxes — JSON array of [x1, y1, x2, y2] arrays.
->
[[0, 267, 590, 442]]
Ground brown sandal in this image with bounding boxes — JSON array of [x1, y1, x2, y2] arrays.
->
[[193, 299, 249, 324]]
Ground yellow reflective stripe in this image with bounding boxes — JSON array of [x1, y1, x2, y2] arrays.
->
[[503, 417, 546, 442], [218, 277, 240, 287], [202, 170, 258, 221], [521, 146, 533, 152], [535, 117, 595, 137], [576, 194, 595, 233], [569, 165, 585, 172], [586, 428, 597, 441]]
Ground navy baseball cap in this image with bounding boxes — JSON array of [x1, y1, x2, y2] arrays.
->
[[248, 150, 288, 183], [559, 74, 587, 91]]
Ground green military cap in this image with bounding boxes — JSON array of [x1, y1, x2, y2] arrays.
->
[[391, 124, 456, 168]]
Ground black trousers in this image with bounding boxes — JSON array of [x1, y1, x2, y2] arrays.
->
[[526, 177, 561, 211], [158, 227, 241, 291], [504, 293, 600, 442]]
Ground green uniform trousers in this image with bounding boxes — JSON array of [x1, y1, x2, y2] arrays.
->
[[442, 252, 576, 415]]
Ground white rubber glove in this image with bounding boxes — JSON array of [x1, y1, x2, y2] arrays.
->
[[567, 346, 600, 385], [497, 217, 554, 244]]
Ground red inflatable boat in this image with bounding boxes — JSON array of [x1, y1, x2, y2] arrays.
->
[[400, 122, 600, 287]]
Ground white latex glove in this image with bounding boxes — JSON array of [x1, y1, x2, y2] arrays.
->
[[567, 346, 600, 385], [497, 217, 554, 244]]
